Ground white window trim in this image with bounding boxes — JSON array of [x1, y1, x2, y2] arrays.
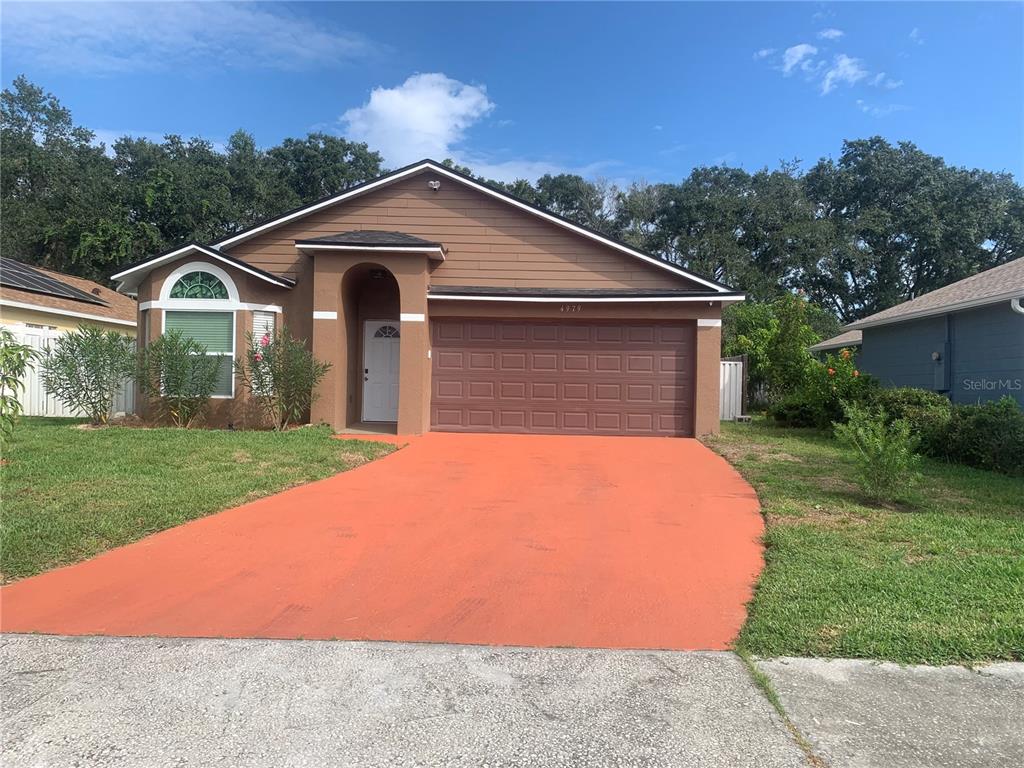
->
[[140, 299, 282, 312], [161, 306, 237, 400], [160, 261, 240, 303]]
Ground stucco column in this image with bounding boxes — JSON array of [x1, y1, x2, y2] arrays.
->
[[310, 256, 345, 429], [393, 260, 431, 435], [694, 319, 722, 437]]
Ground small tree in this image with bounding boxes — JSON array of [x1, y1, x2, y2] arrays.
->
[[236, 328, 331, 430], [40, 326, 135, 425], [834, 402, 921, 503], [0, 328, 38, 440], [138, 329, 221, 428]]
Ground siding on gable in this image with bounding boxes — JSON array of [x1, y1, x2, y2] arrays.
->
[[225, 172, 705, 291], [858, 303, 1024, 407]]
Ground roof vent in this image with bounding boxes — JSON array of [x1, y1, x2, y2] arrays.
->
[[428, 180, 441, 191]]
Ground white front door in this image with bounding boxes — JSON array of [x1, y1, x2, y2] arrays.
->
[[362, 320, 401, 422]]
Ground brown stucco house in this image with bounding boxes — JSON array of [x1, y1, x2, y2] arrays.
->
[[112, 160, 744, 436]]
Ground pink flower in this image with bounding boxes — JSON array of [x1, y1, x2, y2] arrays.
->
[[254, 352, 263, 362], [259, 333, 271, 347]]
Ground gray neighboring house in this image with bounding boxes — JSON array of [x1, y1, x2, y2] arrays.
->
[[836, 257, 1024, 406], [809, 329, 862, 358]]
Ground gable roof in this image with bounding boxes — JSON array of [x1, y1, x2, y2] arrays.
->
[[298, 231, 443, 248], [213, 159, 738, 295], [809, 329, 862, 353], [111, 243, 297, 296], [847, 257, 1024, 330], [0, 258, 136, 326]]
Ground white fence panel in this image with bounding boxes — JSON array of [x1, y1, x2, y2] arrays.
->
[[720, 360, 744, 421], [5, 325, 134, 418]]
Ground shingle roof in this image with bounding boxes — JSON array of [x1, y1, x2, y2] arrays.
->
[[0, 259, 136, 324], [809, 329, 862, 353], [847, 257, 1024, 330], [296, 231, 444, 248]]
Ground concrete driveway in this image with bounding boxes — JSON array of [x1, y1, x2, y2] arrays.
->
[[0, 433, 764, 650]]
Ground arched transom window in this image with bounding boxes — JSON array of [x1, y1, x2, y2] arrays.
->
[[374, 325, 400, 338], [169, 271, 229, 299]]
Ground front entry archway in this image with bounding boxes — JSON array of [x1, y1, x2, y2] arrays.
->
[[362, 320, 401, 422]]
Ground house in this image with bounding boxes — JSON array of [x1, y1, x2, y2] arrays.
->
[[111, 160, 744, 436], [0, 257, 136, 335], [809, 329, 862, 359], [845, 257, 1024, 406]]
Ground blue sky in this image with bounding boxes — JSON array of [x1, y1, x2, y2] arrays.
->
[[2, 2, 1021, 183]]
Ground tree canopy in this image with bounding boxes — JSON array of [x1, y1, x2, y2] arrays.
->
[[3, 76, 1021, 325]]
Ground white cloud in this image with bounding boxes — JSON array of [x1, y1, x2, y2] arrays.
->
[[753, 48, 776, 60], [856, 100, 910, 118], [340, 73, 611, 182], [821, 54, 868, 94], [818, 28, 845, 40], [342, 73, 494, 167], [782, 44, 819, 74], [870, 72, 904, 90], [1, 2, 380, 73], [653, 124, 664, 131], [909, 27, 925, 45]]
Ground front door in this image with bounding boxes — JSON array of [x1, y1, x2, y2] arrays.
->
[[362, 320, 401, 422]]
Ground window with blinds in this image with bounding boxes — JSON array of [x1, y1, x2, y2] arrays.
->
[[165, 310, 235, 397], [253, 310, 276, 340]]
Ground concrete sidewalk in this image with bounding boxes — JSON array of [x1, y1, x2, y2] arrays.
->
[[2, 635, 804, 768], [758, 657, 1024, 768], [4, 635, 1022, 767]]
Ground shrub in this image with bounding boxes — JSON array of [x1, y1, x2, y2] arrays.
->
[[834, 402, 921, 503], [768, 349, 874, 429], [137, 329, 221, 428], [921, 397, 1024, 475], [869, 387, 952, 435], [40, 326, 135, 425], [0, 328, 37, 440], [235, 327, 331, 430]]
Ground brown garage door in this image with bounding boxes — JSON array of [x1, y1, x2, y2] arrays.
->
[[431, 319, 696, 436]]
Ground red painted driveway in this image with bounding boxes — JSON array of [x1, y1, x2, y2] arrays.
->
[[1, 433, 764, 650]]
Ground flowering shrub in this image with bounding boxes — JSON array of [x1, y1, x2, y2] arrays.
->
[[137, 330, 221, 428], [41, 325, 135, 425], [236, 327, 331, 430], [768, 348, 874, 429]]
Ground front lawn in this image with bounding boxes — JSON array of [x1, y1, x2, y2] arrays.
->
[[1, 418, 394, 582], [707, 420, 1024, 665]]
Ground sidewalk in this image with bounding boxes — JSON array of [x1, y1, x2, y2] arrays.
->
[[3, 635, 1022, 767]]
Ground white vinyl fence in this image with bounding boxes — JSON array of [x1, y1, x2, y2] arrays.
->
[[6, 325, 135, 418], [720, 359, 744, 421]]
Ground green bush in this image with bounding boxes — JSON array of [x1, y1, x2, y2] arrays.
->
[[869, 387, 952, 434], [40, 325, 136, 425], [235, 327, 331, 430], [137, 329, 221, 428], [768, 349, 875, 429], [921, 397, 1024, 475], [0, 328, 37, 440], [834, 402, 921, 503]]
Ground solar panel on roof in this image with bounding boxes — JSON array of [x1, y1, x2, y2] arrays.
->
[[0, 258, 107, 306]]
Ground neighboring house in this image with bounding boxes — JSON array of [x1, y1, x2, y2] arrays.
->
[[111, 160, 744, 436], [809, 329, 862, 359], [0, 258, 136, 335], [845, 257, 1024, 406]]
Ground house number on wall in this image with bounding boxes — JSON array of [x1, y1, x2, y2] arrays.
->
[[560, 303, 583, 313]]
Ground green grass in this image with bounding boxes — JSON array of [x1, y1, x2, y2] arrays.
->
[[1, 418, 395, 582], [706, 419, 1024, 666]]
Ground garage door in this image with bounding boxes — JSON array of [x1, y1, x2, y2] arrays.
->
[[430, 319, 696, 436]]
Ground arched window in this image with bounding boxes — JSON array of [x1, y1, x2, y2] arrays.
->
[[169, 271, 229, 300], [373, 325, 400, 338]]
